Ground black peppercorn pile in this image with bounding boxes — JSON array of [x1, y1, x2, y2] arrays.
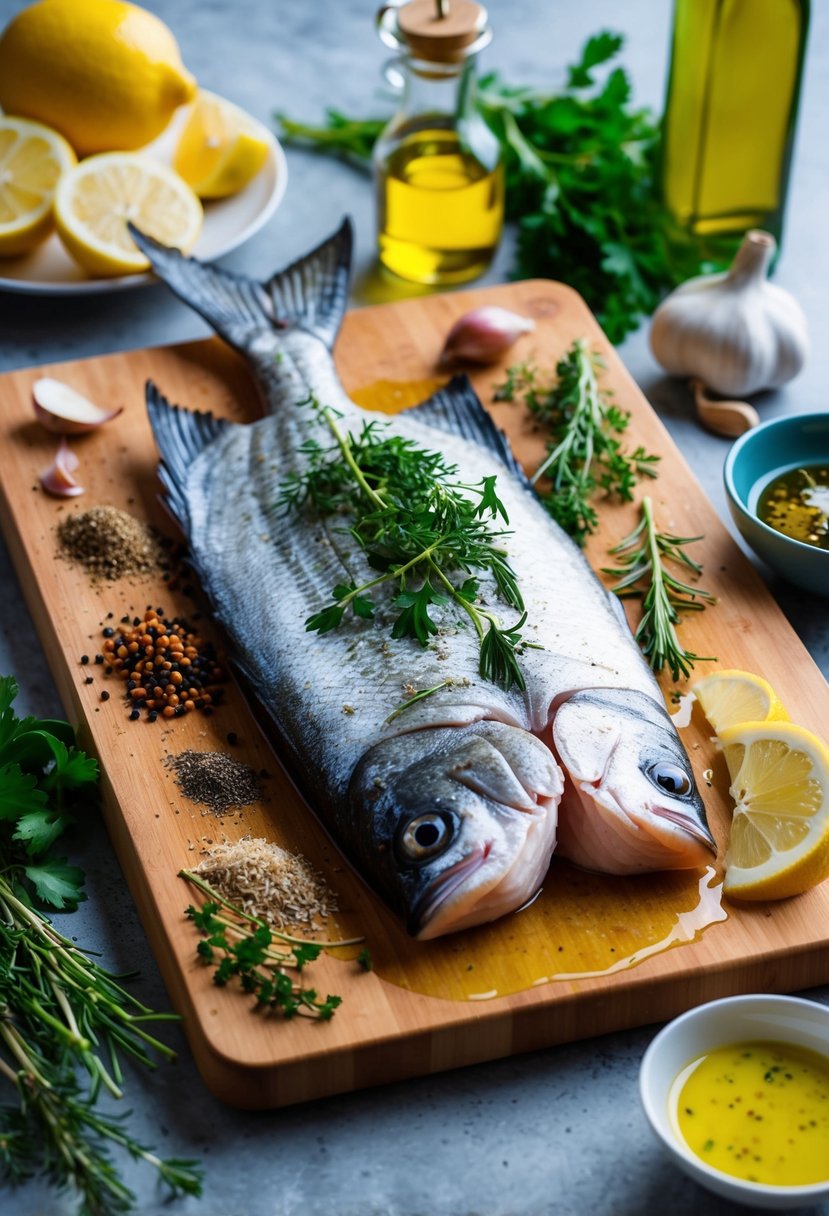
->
[[97, 608, 226, 721], [166, 750, 264, 814]]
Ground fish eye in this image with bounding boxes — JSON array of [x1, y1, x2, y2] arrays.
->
[[397, 813, 453, 862], [647, 761, 693, 797]]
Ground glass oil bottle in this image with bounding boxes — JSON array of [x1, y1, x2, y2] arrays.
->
[[374, 0, 503, 285], [661, 0, 810, 261]]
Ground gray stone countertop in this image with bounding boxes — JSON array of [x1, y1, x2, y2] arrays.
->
[[1, 1, 828, 1213]]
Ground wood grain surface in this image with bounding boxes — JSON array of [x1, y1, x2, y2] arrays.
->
[[1, 280, 828, 1109]]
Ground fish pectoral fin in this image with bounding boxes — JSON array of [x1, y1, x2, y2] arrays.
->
[[145, 382, 233, 536], [409, 376, 531, 485]]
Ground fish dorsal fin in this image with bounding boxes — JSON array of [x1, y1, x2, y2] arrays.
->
[[145, 379, 231, 536], [264, 217, 352, 348], [409, 374, 533, 489], [128, 218, 353, 353]]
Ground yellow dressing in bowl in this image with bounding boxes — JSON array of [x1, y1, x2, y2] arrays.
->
[[673, 1040, 829, 1186]]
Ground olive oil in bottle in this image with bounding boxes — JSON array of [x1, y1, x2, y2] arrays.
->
[[374, 0, 503, 285], [661, 0, 809, 259]]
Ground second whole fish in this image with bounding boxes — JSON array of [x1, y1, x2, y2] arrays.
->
[[133, 219, 716, 940]]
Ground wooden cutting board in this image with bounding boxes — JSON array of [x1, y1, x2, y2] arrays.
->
[[2, 279, 829, 1110]]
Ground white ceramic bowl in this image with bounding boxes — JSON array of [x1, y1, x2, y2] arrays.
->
[[640, 994, 829, 1209]]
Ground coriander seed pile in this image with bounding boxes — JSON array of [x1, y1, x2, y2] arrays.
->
[[57, 505, 166, 580], [97, 607, 226, 722]]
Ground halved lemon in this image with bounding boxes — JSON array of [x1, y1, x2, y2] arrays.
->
[[54, 153, 203, 277], [0, 116, 76, 256], [173, 90, 270, 199], [691, 669, 789, 734], [718, 720, 829, 901]]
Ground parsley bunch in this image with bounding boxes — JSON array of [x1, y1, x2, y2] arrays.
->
[[603, 497, 716, 680], [277, 33, 710, 343], [495, 340, 659, 544], [0, 676, 202, 1214], [279, 395, 528, 691], [181, 871, 367, 1020]]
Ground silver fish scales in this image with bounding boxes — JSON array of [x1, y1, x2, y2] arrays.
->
[[135, 219, 715, 939]]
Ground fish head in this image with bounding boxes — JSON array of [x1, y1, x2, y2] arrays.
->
[[551, 688, 716, 874], [347, 721, 563, 940]]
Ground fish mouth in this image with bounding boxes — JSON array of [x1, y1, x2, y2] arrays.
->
[[650, 803, 716, 849], [409, 843, 491, 938]]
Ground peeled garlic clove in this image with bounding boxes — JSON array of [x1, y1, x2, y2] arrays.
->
[[439, 307, 535, 367], [649, 230, 809, 397], [40, 437, 84, 497], [690, 379, 760, 438], [33, 377, 122, 434]]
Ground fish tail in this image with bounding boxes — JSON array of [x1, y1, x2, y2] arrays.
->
[[128, 217, 353, 353]]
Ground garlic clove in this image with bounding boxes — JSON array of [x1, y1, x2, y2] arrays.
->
[[33, 377, 122, 434], [649, 230, 809, 398], [691, 379, 759, 438], [438, 307, 535, 367], [40, 437, 84, 497]]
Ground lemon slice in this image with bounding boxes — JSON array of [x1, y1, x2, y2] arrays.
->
[[0, 116, 76, 256], [718, 720, 829, 901], [691, 669, 790, 734], [173, 91, 270, 199], [54, 153, 203, 277]]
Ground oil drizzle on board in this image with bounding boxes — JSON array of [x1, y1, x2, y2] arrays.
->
[[349, 377, 446, 413], [365, 862, 725, 1001]]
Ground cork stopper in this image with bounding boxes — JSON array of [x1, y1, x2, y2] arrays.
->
[[378, 0, 490, 63]]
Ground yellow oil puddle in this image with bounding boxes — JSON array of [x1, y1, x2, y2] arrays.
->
[[366, 861, 725, 1001], [349, 377, 445, 414]]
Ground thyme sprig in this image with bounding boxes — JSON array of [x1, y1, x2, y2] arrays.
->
[[603, 497, 716, 681], [495, 340, 659, 545], [181, 870, 364, 1020], [279, 395, 528, 691]]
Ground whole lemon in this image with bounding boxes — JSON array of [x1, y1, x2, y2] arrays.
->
[[0, 0, 197, 156]]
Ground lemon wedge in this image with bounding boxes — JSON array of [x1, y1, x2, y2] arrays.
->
[[718, 720, 829, 901], [173, 91, 270, 199], [0, 116, 76, 256], [691, 669, 790, 734], [54, 154, 203, 277]]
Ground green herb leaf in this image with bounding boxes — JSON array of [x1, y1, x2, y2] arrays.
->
[[23, 859, 86, 910]]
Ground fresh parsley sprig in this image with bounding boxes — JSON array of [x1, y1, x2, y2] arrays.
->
[[603, 497, 716, 681], [181, 871, 365, 1020], [0, 675, 202, 1215], [276, 33, 712, 343], [495, 340, 659, 545], [279, 395, 528, 692]]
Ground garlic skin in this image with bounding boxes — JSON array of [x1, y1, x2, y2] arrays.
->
[[40, 438, 84, 497], [649, 230, 809, 396], [439, 307, 534, 367]]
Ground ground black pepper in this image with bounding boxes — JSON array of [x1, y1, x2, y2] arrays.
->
[[165, 750, 264, 815], [57, 506, 167, 582]]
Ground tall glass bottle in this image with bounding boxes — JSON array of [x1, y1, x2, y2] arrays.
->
[[661, 0, 809, 260], [374, 0, 503, 285]]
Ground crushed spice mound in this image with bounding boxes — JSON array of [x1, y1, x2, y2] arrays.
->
[[166, 750, 263, 814], [57, 505, 166, 581], [194, 837, 337, 931]]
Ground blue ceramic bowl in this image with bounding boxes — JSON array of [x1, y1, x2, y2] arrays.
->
[[724, 412, 829, 597]]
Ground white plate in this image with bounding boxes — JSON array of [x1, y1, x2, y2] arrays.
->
[[0, 97, 288, 295]]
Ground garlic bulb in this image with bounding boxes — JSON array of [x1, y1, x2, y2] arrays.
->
[[649, 230, 809, 396]]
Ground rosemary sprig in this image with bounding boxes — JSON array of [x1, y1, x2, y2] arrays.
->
[[181, 870, 364, 1020], [0, 676, 201, 1215], [603, 497, 716, 681], [494, 340, 660, 544], [279, 395, 528, 691]]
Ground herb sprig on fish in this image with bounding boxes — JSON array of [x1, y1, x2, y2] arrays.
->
[[495, 339, 660, 544], [603, 497, 716, 681], [278, 394, 528, 691]]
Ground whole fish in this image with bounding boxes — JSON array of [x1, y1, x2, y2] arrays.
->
[[133, 219, 715, 940]]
